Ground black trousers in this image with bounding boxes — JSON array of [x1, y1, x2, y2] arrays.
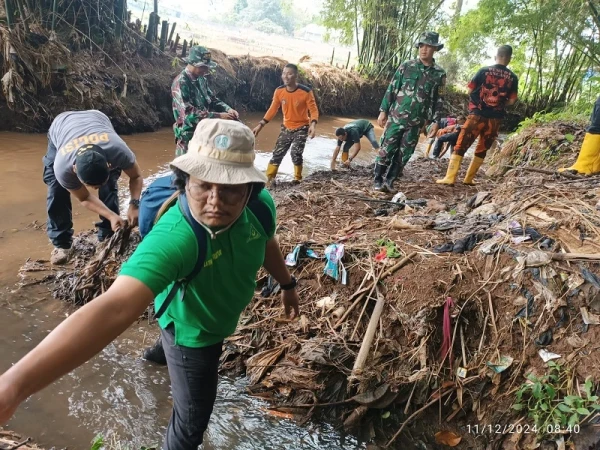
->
[[42, 138, 120, 249], [588, 96, 600, 134], [432, 131, 460, 158], [161, 325, 223, 450]]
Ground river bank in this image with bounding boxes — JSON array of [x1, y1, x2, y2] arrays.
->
[[0, 20, 481, 134]]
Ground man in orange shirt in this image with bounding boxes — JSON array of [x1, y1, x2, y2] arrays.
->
[[253, 64, 319, 185]]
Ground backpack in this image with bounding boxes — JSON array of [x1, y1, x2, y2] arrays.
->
[[138, 174, 274, 319]]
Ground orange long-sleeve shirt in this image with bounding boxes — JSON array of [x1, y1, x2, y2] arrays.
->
[[263, 84, 319, 130]]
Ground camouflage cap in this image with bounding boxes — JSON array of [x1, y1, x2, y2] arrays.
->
[[415, 31, 444, 50], [186, 46, 218, 69]]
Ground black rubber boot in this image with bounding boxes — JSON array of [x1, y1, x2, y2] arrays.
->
[[373, 164, 388, 191], [143, 336, 167, 365], [384, 160, 402, 193]]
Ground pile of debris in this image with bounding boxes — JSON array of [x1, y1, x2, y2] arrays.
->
[[220, 162, 600, 449], [487, 118, 589, 177], [0, 429, 41, 450], [18, 156, 600, 449], [20, 227, 141, 309]]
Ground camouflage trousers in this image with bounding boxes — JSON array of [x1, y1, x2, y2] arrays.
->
[[453, 115, 501, 159], [269, 125, 309, 166], [375, 122, 420, 167], [175, 139, 188, 156]]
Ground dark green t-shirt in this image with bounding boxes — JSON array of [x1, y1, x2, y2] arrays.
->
[[120, 189, 276, 348], [337, 119, 374, 146]]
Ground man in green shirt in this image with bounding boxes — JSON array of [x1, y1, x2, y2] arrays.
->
[[0, 120, 299, 449], [330, 119, 379, 170]]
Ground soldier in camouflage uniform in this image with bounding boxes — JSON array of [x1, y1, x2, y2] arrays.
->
[[374, 31, 446, 192], [172, 46, 239, 155]]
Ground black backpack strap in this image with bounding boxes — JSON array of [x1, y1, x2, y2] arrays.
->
[[154, 193, 208, 320], [248, 196, 275, 237]]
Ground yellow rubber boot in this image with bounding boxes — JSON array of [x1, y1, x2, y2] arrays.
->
[[341, 152, 349, 163], [463, 156, 484, 185], [266, 163, 279, 187], [436, 154, 463, 185], [293, 164, 303, 182], [558, 133, 600, 175]]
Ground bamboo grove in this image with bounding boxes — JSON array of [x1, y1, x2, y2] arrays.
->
[[323, 0, 600, 112]]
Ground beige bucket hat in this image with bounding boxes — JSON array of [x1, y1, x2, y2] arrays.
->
[[170, 119, 267, 185]]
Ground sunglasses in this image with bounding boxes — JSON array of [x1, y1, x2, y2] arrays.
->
[[186, 182, 248, 205]]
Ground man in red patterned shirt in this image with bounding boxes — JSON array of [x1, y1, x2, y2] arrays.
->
[[437, 45, 518, 185]]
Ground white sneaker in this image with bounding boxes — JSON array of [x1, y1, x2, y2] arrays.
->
[[50, 248, 72, 265]]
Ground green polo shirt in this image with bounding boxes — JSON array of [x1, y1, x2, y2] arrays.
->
[[120, 189, 276, 348]]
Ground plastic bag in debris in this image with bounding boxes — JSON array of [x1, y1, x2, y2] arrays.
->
[[479, 231, 506, 255], [324, 244, 347, 284], [538, 237, 555, 251], [433, 232, 493, 254], [486, 355, 514, 373], [508, 220, 544, 243], [581, 267, 600, 289], [539, 349, 561, 362], [515, 286, 536, 318], [466, 191, 492, 209], [516, 250, 552, 268], [285, 244, 321, 267], [468, 203, 498, 216], [261, 275, 281, 297], [376, 239, 402, 258], [406, 199, 428, 207], [535, 329, 553, 346], [392, 192, 407, 203]]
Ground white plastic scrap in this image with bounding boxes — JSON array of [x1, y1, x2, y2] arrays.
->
[[538, 349, 561, 362]]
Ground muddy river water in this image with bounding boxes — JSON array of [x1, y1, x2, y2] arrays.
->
[[0, 113, 434, 449]]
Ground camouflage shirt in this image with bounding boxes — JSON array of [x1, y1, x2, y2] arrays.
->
[[380, 59, 446, 127], [171, 68, 232, 153]]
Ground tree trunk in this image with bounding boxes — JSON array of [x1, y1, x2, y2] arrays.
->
[[454, 0, 463, 19]]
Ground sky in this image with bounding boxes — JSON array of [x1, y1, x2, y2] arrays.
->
[[141, 0, 482, 20]]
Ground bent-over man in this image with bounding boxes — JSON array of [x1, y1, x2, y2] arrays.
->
[[331, 119, 379, 170], [43, 110, 143, 264]]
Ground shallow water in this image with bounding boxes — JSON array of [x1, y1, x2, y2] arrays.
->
[[0, 113, 379, 449]]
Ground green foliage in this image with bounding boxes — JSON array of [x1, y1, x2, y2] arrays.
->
[[376, 239, 402, 258], [90, 433, 157, 450], [321, 0, 445, 77], [515, 109, 590, 135], [91, 435, 105, 450], [442, 0, 600, 111], [512, 362, 600, 434], [235, 0, 295, 35]]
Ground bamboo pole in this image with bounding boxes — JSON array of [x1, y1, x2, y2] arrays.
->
[[168, 21, 177, 44], [181, 39, 188, 58], [173, 33, 180, 53], [159, 20, 168, 51], [5, 0, 14, 29], [330, 47, 335, 65], [350, 287, 385, 378], [346, 51, 351, 69]]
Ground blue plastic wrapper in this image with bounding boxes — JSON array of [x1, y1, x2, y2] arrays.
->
[[324, 244, 346, 282], [285, 244, 322, 267], [285, 245, 302, 266]]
